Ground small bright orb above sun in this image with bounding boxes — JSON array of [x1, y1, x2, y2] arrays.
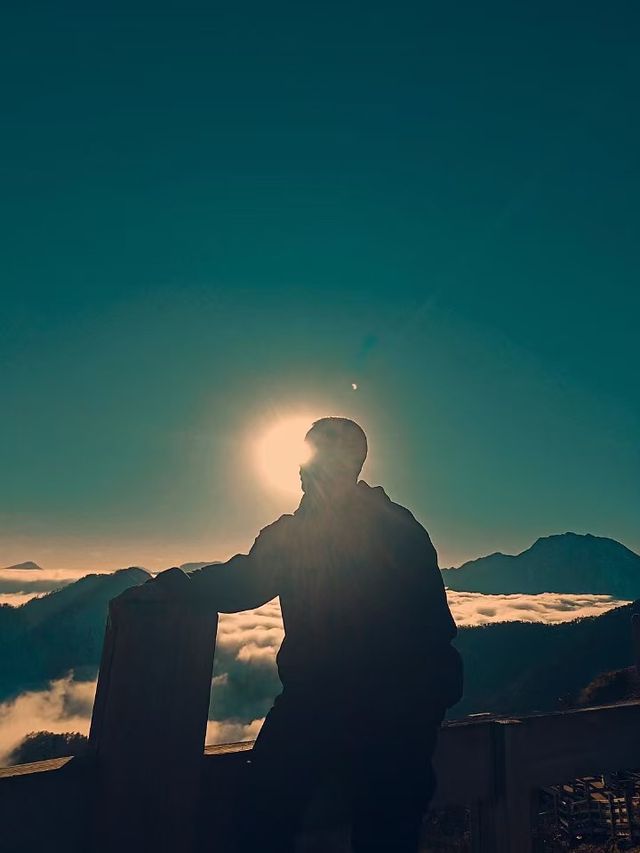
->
[[255, 415, 315, 493]]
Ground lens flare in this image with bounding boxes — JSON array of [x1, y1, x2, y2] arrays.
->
[[255, 415, 315, 493]]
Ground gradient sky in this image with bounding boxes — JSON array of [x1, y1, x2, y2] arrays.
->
[[2, 1, 639, 572]]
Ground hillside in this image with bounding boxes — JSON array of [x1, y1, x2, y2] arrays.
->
[[571, 666, 640, 708], [442, 532, 640, 598], [453, 599, 640, 717], [0, 567, 150, 702]]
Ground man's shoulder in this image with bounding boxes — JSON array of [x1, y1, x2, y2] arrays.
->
[[357, 481, 423, 528], [255, 512, 297, 544], [358, 481, 436, 549]]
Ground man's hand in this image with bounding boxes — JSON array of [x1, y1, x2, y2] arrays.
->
[[113, 567, 193, 607]]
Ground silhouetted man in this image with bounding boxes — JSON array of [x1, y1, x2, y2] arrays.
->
[[153, 417, 462, 852]]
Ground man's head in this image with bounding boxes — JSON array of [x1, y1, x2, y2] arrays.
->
[[300, 417, 368, 498]]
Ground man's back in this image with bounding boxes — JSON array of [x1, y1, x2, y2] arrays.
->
[[271, 481, 460, 717], [230, 476, 462, 853]]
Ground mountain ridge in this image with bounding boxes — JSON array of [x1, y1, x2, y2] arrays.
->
[[442, 532, 640, 598]]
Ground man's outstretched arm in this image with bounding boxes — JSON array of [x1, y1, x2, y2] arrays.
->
[[161, 516, 291, 613], [123, 516, 292, 613]]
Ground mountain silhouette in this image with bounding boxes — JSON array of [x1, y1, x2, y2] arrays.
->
[[1, 561, 43, 571], [442, 533, 640, 598], [0, 567, 150, 702]]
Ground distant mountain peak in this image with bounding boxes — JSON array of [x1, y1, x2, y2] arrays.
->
[[1, 561, 43, 571], [442, 532, 640, 598], [532, 531, 599, 544], [527, 531, 637, 556]]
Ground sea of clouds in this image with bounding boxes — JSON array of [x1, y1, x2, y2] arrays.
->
[[0, 588, 629, 765]]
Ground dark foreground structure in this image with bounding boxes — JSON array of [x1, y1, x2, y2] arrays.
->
[[1, 599, 640, 852], [539, 771, 640, 848]]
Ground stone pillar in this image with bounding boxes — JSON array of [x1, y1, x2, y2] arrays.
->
[[470, 720, 534, 853], [89, 579, 218, 852]]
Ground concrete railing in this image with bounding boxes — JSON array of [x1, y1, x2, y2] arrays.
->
[[0, 596, 639, 852], [195, 701, 640, 853]]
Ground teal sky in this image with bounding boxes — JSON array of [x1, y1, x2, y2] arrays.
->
[[1, 1, 639, 572]]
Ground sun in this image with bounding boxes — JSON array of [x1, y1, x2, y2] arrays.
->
[[254, 415, 315, 493]]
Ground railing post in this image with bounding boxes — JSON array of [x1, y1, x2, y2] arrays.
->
[[501, 720, 535, 853], [471, 720, 534, 853], [89, 586, 218, 853], [469, 721, 503, 853], [471, 800, 501, 853]]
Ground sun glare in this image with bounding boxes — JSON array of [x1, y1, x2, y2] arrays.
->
[[255, 415, 315, 493]]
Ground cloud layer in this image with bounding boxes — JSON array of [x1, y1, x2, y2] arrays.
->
[[0, 675, 94, 765], [0, 590, 629, 766], [446, 590, 629, 626], [0, 592, 43, 606]]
